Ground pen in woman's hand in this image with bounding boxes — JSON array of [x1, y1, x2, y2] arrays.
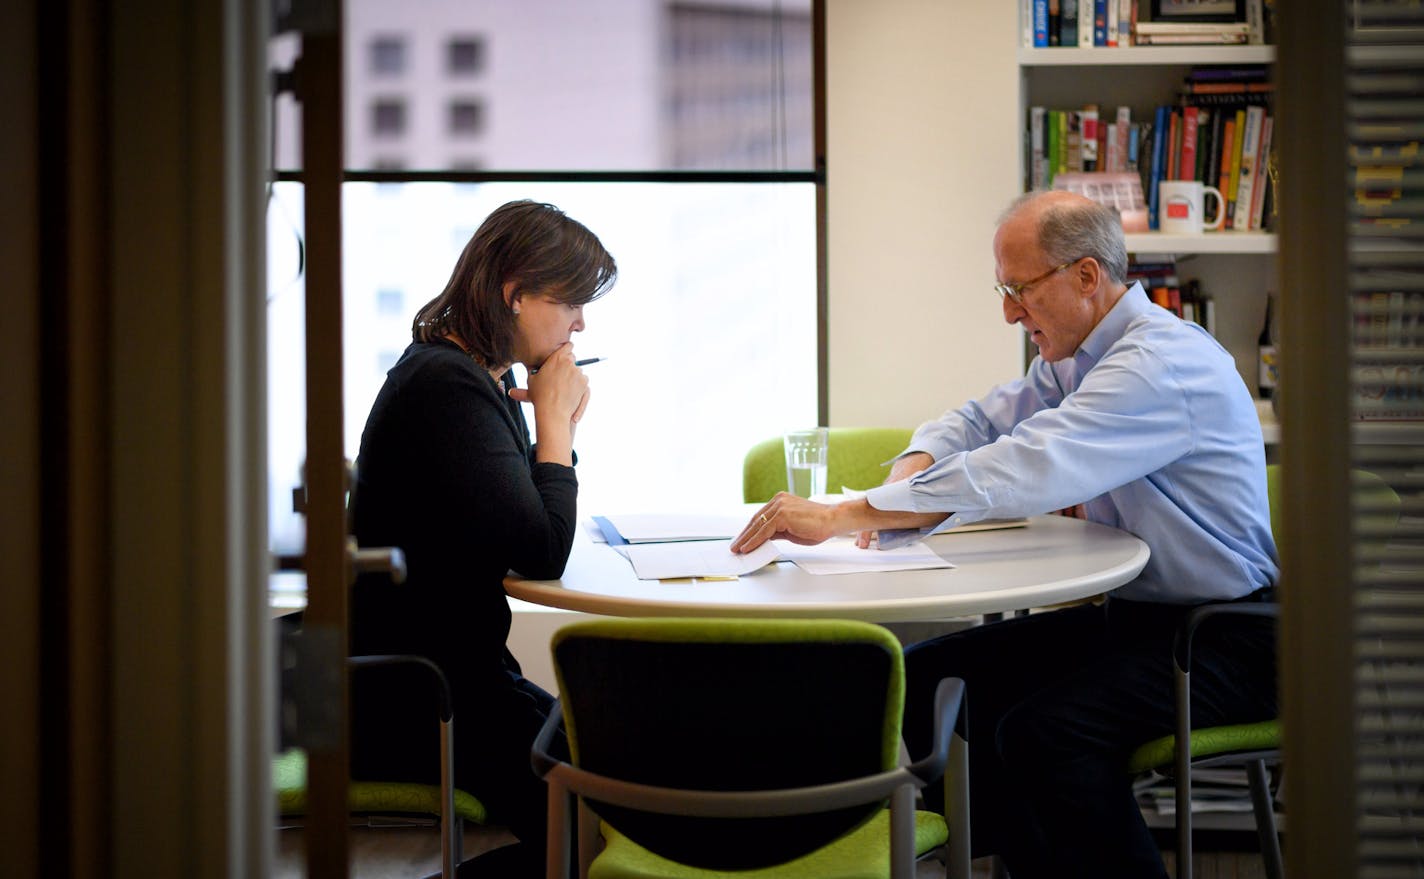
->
[[531, 356, 606, 375]]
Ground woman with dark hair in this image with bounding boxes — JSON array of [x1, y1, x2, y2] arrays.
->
[[349, 199, 616, 875]]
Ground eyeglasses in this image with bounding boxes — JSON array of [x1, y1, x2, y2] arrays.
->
[[994, 258, 1084, 305]]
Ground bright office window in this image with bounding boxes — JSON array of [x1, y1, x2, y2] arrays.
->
[[267, 182, 817, 553], [266, 0, 819, 556]]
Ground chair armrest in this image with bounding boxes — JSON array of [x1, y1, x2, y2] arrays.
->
[[1173, 602, 1278, 675], [905, 676, 965, 787], [531, 701, 946, 819], [348, 654, 454, 723]]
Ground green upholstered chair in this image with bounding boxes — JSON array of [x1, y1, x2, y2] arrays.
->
[[274, 461, 494, 878], [531, 618, 971, 879], [275, 620, 491, 879], [743, 428, 916, 503], [1128, 465, 1401, 879], [274, 743, 489, 825]]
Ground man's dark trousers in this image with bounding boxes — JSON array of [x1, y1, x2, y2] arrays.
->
[[902, 594, 1276, 879]]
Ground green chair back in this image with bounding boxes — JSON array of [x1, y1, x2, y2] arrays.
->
[[743, 428, 915, 503], [1265, 463, 1401, 551], [551, 618, 908, 872]]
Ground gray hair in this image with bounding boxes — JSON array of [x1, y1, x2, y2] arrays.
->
[[1000, 191, 1129, 285]]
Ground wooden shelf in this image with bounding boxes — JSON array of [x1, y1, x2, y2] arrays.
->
[[1126, 232, 1277, 255], [1018, 46, 1276, 66]]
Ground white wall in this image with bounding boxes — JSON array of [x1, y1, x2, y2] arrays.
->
[[826, 0, 1024, 428]]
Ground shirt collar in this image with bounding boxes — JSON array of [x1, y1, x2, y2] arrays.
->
[[1074, 282, 1150, 369]]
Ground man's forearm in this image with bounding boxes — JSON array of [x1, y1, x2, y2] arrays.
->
[[834, 497, 947, 533]]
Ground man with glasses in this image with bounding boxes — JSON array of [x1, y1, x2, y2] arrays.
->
[[733, 190, 1278, 878]]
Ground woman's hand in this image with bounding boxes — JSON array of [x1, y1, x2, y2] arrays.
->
[[514, 343, 589, 465]]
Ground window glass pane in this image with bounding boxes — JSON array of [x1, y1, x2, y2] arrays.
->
[[272, 0, 814, 171], [447, 99, 486, 136], [266, 181, 817, 553], [446, 36, 486, 76], [368, 34, 406, 75], [370, 98, 407, 137]]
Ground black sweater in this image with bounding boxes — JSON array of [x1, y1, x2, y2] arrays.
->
[[350, 339, 577, 740]]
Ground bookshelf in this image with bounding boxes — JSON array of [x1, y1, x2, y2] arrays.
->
[[1125, 231, 1274, 254], [1019, 46, 1275, 66], [1017, 38, 1280, 441]]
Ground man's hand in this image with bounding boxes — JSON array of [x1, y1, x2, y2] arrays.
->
[[731, 493, 844, 554], [732, 493, 946, 554]]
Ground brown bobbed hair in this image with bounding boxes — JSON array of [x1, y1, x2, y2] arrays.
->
[[411, 200, 617, 367]]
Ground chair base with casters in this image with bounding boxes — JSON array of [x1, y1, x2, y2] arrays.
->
[[531, 617, 971, 879]]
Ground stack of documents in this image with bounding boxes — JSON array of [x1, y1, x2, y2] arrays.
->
[[593, 513, 746, 545], [591, 512, 956, 581]]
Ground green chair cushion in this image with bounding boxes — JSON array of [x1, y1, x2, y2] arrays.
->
[[743, 428, 915, 503], [1127, 720, 1281, 776], [588, 810, 949, 879], [273, 748, 489, 824]]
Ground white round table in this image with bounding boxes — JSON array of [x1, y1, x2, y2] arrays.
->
[[505, 515, 1150, 623]]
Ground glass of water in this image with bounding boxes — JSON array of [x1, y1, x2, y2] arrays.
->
[[782, 427, 829, 498]]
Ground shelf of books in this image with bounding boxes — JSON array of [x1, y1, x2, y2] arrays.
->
[[1136, 765, 1285, 832], [1020, 0, 1274, 50], [1025, 66, 1277, 239], [1018, 0, 1281, 440]]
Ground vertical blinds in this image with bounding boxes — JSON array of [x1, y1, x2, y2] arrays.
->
[[1347, 4, 1424, 875]]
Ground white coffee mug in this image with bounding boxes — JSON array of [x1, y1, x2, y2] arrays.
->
[[1157, 180, 1226, 234]]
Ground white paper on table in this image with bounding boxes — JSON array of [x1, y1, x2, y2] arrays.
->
[[775, 536, 955, 576], [624, 539, 780, 580], [602, 512, 747, 543], [928, 517, 1029, 535]]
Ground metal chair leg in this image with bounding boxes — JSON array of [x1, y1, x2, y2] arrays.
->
[[1247, 759, 1284, 879]]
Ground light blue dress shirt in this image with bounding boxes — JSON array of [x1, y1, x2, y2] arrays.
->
[[866, 283, 1279, 604]]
